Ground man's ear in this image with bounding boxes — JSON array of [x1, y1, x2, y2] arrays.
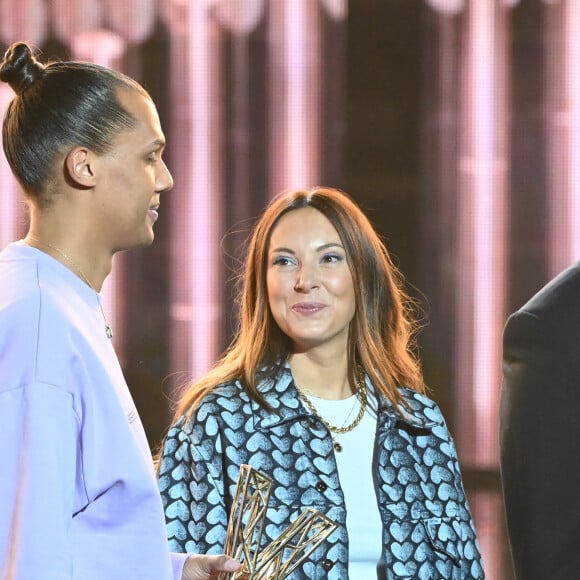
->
[[64, 147, 97, 188]]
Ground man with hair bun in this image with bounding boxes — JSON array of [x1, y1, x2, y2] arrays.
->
[[0, 42, 240, 580]]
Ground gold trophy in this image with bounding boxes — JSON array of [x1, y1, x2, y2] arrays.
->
[[220, 464, 338, 579]]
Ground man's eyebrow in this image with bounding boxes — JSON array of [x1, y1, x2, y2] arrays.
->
[[147, 139, 166, 150]]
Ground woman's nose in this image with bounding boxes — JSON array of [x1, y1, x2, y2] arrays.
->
[[294, 265, 319, 291]]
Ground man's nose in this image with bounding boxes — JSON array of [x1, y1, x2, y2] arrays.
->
[[156, 159, 174, 193]]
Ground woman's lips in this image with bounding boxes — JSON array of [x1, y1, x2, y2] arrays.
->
[[292, 302, 326, 315]]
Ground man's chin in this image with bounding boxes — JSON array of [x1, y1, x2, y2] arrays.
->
[[137, 228, 156, 247], [114, 233, 155, 253]]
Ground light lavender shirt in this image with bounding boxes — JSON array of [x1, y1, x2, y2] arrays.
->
[[0, 242, 187, 579]]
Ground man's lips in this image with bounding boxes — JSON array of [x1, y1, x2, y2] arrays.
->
[[148, 204, 159, 221]]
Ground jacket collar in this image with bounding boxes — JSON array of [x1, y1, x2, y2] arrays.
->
[[249, 365, 436, 432]]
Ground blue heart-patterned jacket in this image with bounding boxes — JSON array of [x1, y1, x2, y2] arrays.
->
[[158, 367, 484, 579]]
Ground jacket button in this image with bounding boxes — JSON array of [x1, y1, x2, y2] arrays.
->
[[315, 481, 327, 492], [322, 558, 334, 571]]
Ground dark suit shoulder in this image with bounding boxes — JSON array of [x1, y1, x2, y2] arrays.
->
[[504, 262, 580, 353], [516, 262, 580, 319]]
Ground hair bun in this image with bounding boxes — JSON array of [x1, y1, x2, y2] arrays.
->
[[0, 42, 45, 95]]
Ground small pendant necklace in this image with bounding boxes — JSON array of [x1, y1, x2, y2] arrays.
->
[[296, 369, 368, 453], [25, 236, 114, 340]]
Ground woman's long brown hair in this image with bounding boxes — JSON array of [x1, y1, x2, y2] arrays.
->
[[174, 187, 426, 422]]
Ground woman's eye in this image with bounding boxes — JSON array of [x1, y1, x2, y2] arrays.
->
[[322, 253, 343, 263], [272, 256, 293, 266]]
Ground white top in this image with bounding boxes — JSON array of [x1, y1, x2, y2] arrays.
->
[[304, 390, 383, 579]]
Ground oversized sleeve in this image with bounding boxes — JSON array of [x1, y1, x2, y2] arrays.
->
[[158, 404, 229, 556], [0, 383, 79, 579], [500, 309, 580, 579]]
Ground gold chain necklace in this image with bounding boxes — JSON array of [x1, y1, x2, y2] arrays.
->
[[25, 236, 113, 340], [296, 370, 368, 453]]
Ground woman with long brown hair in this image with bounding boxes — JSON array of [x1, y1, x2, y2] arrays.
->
[[158, 187, 483, 579]]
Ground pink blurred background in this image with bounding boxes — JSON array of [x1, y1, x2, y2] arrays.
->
[[1, 2, 574, 577]]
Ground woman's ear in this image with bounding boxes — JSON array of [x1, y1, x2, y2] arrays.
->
[[64, 147, 97, 188]]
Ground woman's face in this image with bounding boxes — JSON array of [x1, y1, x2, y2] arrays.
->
[[266, 207, 356, 353]]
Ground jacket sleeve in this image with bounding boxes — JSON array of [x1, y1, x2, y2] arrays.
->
[[158, 406, 229, 556], [500, 309, 580, 579], [447, 431, 485, 578], [0, 383, 78, 579], [429, 404, 485, 579]]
